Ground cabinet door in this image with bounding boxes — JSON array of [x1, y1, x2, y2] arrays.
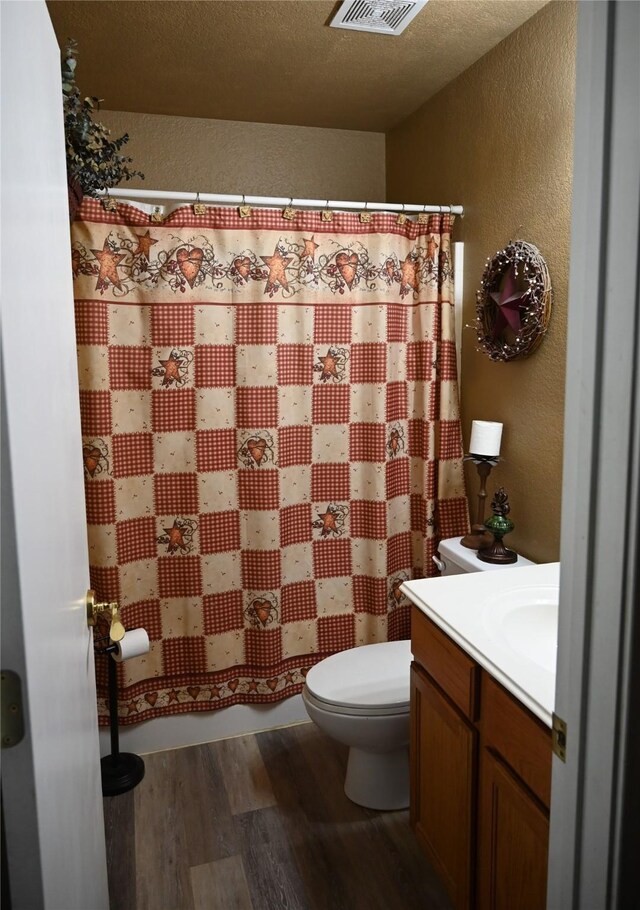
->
[[411, 664, 476, 910], [478, 749, 549, 910]]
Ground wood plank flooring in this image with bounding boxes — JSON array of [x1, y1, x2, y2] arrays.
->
[[103, 722, 452, 910]]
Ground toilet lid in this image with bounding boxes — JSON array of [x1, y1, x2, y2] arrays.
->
[[305, 639, 411, 710]]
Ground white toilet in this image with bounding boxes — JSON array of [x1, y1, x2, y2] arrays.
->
[[302, 536, 534, 810]]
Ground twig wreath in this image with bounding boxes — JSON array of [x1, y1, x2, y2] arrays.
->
[[476, 240, 552, 362]]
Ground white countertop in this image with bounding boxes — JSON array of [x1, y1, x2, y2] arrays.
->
[[402, 562, 560, 727]]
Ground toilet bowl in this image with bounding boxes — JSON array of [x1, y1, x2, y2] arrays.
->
[[302, 639, 412, 811], [303, 538, 536, 811]]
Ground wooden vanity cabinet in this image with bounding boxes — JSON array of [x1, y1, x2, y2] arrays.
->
[[410, 607, 552, 910]]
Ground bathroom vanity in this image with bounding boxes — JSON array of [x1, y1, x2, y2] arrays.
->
[[402, 563, 559, 910]]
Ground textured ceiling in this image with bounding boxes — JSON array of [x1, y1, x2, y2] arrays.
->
[[47, 0, 548, 132]]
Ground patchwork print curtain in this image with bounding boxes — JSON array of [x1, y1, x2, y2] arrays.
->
[[72, 200, 469, 725]]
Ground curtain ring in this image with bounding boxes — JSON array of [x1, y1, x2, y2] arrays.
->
[[193, 191, 206, 215], [396, 202, 408, 225], [101, 188, 117, 212], [360, 200, 372, 223], [322, 199, 333, 222], [283, 197, 296, 220], [418, 202, 429, 225], [238, 194, 252, 218]]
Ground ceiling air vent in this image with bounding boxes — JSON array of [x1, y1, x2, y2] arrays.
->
[[330, 0, 428, 36]]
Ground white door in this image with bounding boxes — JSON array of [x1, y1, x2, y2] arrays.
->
[[1, 2, 109, 908]]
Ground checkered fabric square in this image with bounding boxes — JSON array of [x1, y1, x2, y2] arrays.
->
[[241, 549, 281, 590], [75, 301, 108, 345], [195, 345, 236, 387], [277, 344, 313, 385], [350, 500, 387, 539], [281, 580, 317, 623], [151, 305, 195, 346], [89, 565, 120, 603], [84, 479, 116, 524], [238, 470, 279, 510], [410, 494, 428, 533], [409, 419, 429, 459], [312, 385, 350, 424], [349, 423, 387, 463], [244, 628, 283, 668], [152, 389, 196, 432], [236, 304, 278, 345], [386, 458, 411, 499], [79, 390, 112, 436], [158, 555, 202, 598], [439, 420, 464, 460], [112, 433, 154, 478], [437, 497, 470, 541], [407, 341, 434, 380], [280, 503, 313, 547], [386, 382, 408, 422], [438, 341, 459, 381], [236, 387, 278, 428], [278, 425, 312, 468], [387, 305, 408, 343], [350, 343, 387, 384], [199, 511, 241, 554], [116, 517, 157, 564], [423, 536, 438, 575], [317, 614, 356, 652], [311, 463, 350, 501], [108, 346, 152, 390], [314, 305, 351, 343], [196, 428, 237, 472], [162, 635, 207, 675], [154, 473, 199, 515], [203, 590, 244, 635], [388, 605, 410, 641], [313, 539, 352, 579], [352, 575, 388, 614], [125, 599, 163, 641], [387, 531, 412, 574]]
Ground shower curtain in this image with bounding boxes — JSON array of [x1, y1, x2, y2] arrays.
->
[[71, 199, 469, 724]]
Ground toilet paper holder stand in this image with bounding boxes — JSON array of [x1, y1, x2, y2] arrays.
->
[[90, 589, 145, 797]]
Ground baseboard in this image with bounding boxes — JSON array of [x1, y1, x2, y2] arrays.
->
[[98, 693, 310, 757]]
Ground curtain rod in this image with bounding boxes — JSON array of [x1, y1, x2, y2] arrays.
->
[[99, 188, 463, 217]]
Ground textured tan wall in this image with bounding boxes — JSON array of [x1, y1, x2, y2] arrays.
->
[[100, 111, 386, 200], [387, 1, 577, 563]]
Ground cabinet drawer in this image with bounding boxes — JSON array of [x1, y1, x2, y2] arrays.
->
[[481, 674, 552, 808], [411, 607, 479, 720]]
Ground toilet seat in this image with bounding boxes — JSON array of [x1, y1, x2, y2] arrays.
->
[[304, 639, 411, 715]]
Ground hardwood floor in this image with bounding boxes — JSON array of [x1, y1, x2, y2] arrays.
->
[[103, 722, 452, 910]]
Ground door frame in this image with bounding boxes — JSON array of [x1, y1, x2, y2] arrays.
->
[[548, 1, 640, 906]]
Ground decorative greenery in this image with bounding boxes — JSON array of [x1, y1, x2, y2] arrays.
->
[[62, 40, 143, 196], [476, 240, 552, 362]]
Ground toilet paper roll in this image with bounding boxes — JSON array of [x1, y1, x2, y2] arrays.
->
[[111, 628, 150, 662], [469, 420, 503, 457]]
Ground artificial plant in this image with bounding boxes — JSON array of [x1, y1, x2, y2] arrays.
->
[[62, 40, 143, 204]]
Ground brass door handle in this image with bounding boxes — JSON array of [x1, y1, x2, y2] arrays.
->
[[86, 589, 125, 642]]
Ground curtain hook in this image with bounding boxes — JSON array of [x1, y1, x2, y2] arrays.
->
[[396, 202, 408, 226], [193, 191, 206, 215], [360, 200, 372, 223], [283, 197, 296, 221], [418, 202, 429, 225], [238, 193, 252, 218], [322, 199, 333, 223], [101, 188, 118, 212]]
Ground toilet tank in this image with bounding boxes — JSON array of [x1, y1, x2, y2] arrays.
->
[[436, 537, 535, 575]]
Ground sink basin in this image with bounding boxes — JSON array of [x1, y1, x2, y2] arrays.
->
[[482, 585, 559, 673]]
